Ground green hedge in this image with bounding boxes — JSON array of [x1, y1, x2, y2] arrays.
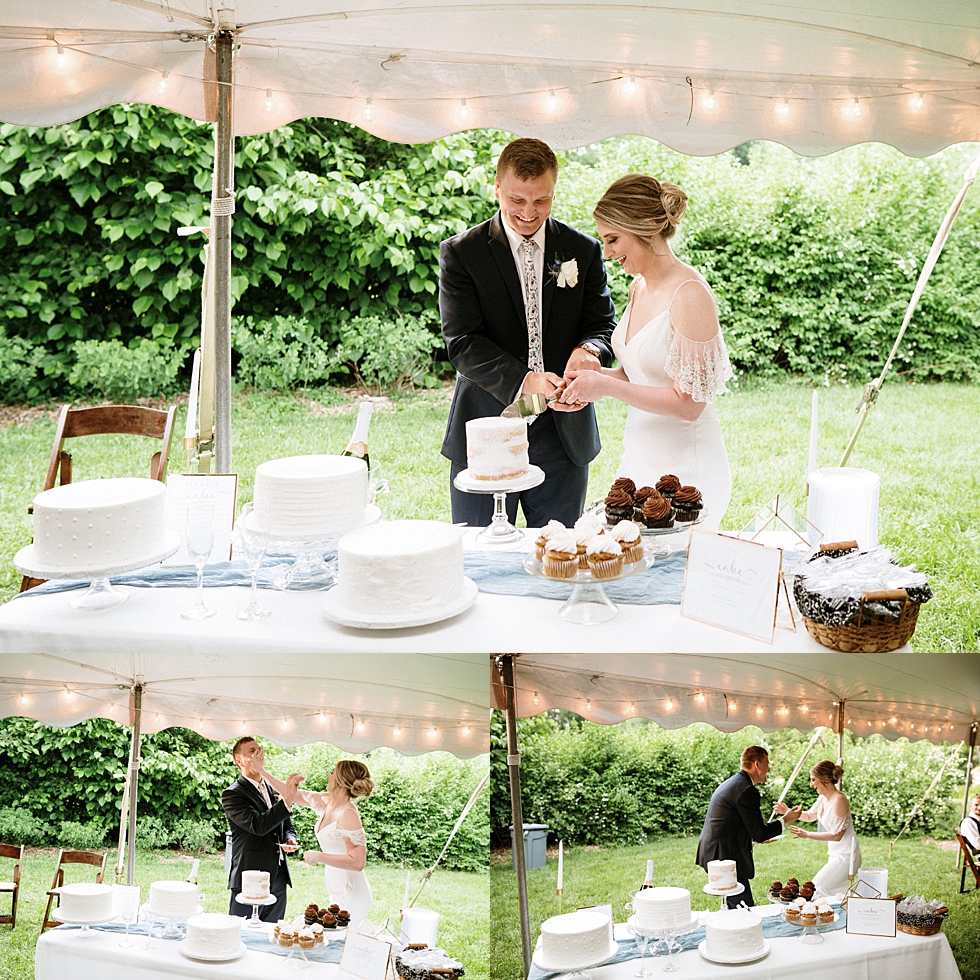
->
[[491, 713, 962, 845], [0, 719, 488, 871]]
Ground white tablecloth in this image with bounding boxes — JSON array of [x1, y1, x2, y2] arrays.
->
[[596, 920, 962, 980], [0, 532, 897, 654], [35, 928, 347, 980]]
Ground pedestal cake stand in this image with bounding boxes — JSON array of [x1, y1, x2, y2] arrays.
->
[[453, 466, 544, 545]]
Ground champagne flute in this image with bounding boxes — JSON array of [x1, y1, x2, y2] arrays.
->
[[115, 884, 140, 947], [237, 503, 270, 620], [182, 501, 216, 620]]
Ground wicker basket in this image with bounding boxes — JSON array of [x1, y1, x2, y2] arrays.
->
[[802, 588, 921, 653], [897, 919, 945, 936]]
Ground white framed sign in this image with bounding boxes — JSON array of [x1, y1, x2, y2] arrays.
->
[[845, 897, 897, 937], [577, 903, 613, 921], [340, 930, 394, 980], [680, 530, 783, 643], [163, 473, 238, 565]]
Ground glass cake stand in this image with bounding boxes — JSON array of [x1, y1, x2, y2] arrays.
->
[[235, 892, 278, 929], [702, 882, 745, 912], [523, 553, 653, 624], [453, 466, 545, 545]]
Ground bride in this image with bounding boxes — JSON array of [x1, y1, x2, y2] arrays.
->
[[260, 758, 375, 930], [778, 760, 861, 896], [559, 174, 733, 529]]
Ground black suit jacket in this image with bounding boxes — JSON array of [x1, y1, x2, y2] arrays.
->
[[222, 775, 298, 892], [695, 770, 783, 881], [439, 213, 616, 467]]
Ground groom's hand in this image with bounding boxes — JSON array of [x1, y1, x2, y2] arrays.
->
[[782, 805, 803, 825], [521, 371, 566, 398]]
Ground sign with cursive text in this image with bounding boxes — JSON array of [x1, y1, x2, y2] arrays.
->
[[680, 531, 782, 642], [162, 473, 238, 565], [339, 930, 395, 980], [845, 896, 897, 937]]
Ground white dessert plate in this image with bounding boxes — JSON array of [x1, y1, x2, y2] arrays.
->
[[323, 577, 478, 630], [454, 465, 545, 494], [51, 909, 114, 926], [523, 553, 653, 584], [531, 936, 620, 974], [697, 938, 770, 965], [14, 531, 181, 580], [178, 940, 248, 962]]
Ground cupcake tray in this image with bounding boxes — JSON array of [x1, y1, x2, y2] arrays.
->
[[588, 501, 704, 536], [782, 911, 839, 927], [522, 553, 653, 584]]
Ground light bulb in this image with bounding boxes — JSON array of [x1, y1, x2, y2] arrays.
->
[[455, 98, 472, 125], [65, 689, 75, 701], [546, 88, 559, 114], [701, 89, 717, 111], [628, 702, 636, 714], [586, 699, 592, 712], [695, 693, 706, 704], [362, 98, 377, 122], [729, 700, 738, 713], [264, 88, 274, 113], [756, 705, 764, 716], [281, 718, 289, 730], [317, 711, 327, 724], [356, 720, 366, 732], [56, 43, 65, 56], [462, 726, 471, 736], [393, 726, 402, 738], [18, 694, 27, 705], [844, 97, 861, 118], [908, 91, 924, 112], [665, 699, 674, 712], [889, 717, 897, 724], [533, 691, 540, 705], [624, 75, 637, 96], [157, 70, 170, 94], [775, 98, 790, 120], [800, 704, 809, 714]]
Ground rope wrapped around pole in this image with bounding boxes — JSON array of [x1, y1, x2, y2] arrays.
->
[[889, 740, 963, 858]]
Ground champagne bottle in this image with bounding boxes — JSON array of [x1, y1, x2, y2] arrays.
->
[[342, 401, 373, 470], [639, 859, 654, 890], [187, 858, 200, 884]]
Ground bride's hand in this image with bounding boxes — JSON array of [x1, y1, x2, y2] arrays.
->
[[303, 850, 324, 866], [788, 825, 807, 839], [559, 369, 608, 407]]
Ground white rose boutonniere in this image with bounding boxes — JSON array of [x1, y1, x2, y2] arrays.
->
[[549, 256, 579, 288]]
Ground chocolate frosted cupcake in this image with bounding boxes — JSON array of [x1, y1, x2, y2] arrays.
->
[[604, 486, 634, 525], [673, 485, 703, 522], [632, 486, 655, 522], [611, 476, 636, 498], [655, 474, 681, 500], [640, 490, 674, 529]]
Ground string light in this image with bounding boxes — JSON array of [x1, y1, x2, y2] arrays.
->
[[701, 87, 717, 111], [455, 98, 472, 125], [317, 711, 327, 725], [240, 720, 248, 730], [777, 706, 789, 717], [624, 74, 638, 96], [56, 43, 65, 57], [908, 91, 924, 113], [65, 689, 75, 701], [393, 726, 402, 738], [462, 726, 471, 737], [665, 699, 674, 712], [842, 97, 862, 119], [155, 713, 161, 723], [774, 98, 790, 120], [546, 88, 559, 114], [889, 717, 898, 725], [18, 693, 28, 705], [264, 88, 274, 113], [586, 699, 592, 713], [729, 700, 738, 713], [361, 98, 377, 122], [157, 70, 170, 94], [355, 720, 366, 732], [695, 693, 706, 704], [755, 705, 765, 717], [628, 702, 636, 715], [800, 704, 809, 714]]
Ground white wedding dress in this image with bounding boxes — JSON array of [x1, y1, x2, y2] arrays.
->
[[808, 794, 861, 896], [612, 279, 732, 530], [300, 793, 373, 932]]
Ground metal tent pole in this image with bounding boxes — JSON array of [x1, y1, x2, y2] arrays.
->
[[957, 723, 978, 870], [499, 655, 531, 979], [836, 701, 846, 788], [126, 684, 144, 886], [213, 29, 235, 474]]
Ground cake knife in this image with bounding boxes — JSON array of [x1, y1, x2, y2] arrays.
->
[[500, 391, 558, 418]]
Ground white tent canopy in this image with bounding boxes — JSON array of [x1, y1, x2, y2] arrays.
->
[[493, 653, 980, 745], [0, 651, 490, 757], [1, 0, 978, 155]]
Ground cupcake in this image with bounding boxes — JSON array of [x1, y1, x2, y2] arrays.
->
[[329, 904, 340, 913], [336, 911, 351, 927], [574, 512, 604, 536], [572, 524, 593, 568], [780, 886, 797, 901], [298, 928, 315, 950], [611, 476, 636, 497], [673, 485, 703, 522], [803, 881, 816, 891], [769, 881, 783, 895], [279, 928, 296, 947], [655, 474, 681, 500], [604, 486, 634, 525], [535, 519, 566, 561], [817, 904, 834, 924], [322, 912, 337, 929], [640, 490, 674, 529], [608, 520, 643, 563], [800, 902, 817, 926], [543, 529, 578, 579], [632, 486, 655, 522], [311, 923, 325, 945], [586, 535, 623, 579], [784, 906, 800, 923], [800, 885, 815, 900]]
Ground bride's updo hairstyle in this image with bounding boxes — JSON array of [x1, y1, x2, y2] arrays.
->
[[810, 760, 844, 785], [593, 173, 688, 244], [335, 760, 375, 799]]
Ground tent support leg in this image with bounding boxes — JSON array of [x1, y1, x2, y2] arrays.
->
[[957, 723, 977, 870], [213, 30, 234, 474], [126, 684, 144, 887], [500, 655, 531, 979]]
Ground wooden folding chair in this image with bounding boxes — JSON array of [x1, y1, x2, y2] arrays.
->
[[20, 403, 177, 592], [0, 843, 24, 930], [957, 833, 980, 893], [41, 848, 108, 933]]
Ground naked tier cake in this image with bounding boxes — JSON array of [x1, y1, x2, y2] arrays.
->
[[183, 912, 243, 958], [57, 883, 114, 923], [703, 907, 765, 962], [633, 886, 692, 930], [252, 455, 367, 539], [707, 859, 738, 891], [536, 910, 614, 970], [31, 477, 168, 569], [465, 417, 529, 482], [241, 870, 271, 901], [335, 520, 466, 617], [148, 880, 200, 918]]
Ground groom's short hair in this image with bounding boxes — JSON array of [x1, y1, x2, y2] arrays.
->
[[232, 736, 256, 761], [740, 745, 769, 768], [496, 138, 558, 182]]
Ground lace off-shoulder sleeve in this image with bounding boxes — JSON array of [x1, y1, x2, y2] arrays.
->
[[322, 826, 367, 846], [664, 327, 733, 404], [295, 788, 327, 815]]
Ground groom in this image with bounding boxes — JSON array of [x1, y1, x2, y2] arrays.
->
[[439, 137, 616, 527], [696, 746, 802, 907]]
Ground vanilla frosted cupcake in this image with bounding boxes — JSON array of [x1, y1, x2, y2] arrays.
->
[[800, 902, 817, 926], [817, 904, 834, 924], [543, 528, 578, 579], [572, 524, 593, 568], [574, 512, 603, 536], [298, 927, 315, 950], [311, 923, 324, 945], [784, 905, 800, 922], [279, 928, 296, 947], [535, 519, 566, 561], [608, 520, 643, 563], [586, 535, 623, 579]]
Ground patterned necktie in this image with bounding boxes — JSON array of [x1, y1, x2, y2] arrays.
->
[[521, 240, 544, 374]]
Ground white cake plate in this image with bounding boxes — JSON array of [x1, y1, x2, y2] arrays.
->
[[235, 893, 278, 930], [51, 908, 115, 927], [453, 465, 545, 545], [702, 882, 745, 911], [697, 938, 770, 965], [15, 532, 180, 609], [323, 577, 478, 630], [178, 940, 248, 962], [531, 935, 620, 977], [626, 912, 700, 934]]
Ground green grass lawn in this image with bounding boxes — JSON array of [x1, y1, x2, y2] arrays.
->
[[489, 836, 979, 980], [1, 381, 977, 649], [0, 848, 488, 980]]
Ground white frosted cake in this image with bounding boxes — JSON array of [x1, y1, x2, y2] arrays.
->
[[57, 883, 114, 922], [703, 908, 765, 962], [633, 886, 692, 930], [536, 910, 614, 970], [241, 870, 270, 901], [253, 454, 367, 539], [707, 859, 738, 891], [335, 520, 466, 617], [148, 880, 199, 917], [184, 912, 242, 958], [465, 417, 529, 482], [31, 477, 167, 569]]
